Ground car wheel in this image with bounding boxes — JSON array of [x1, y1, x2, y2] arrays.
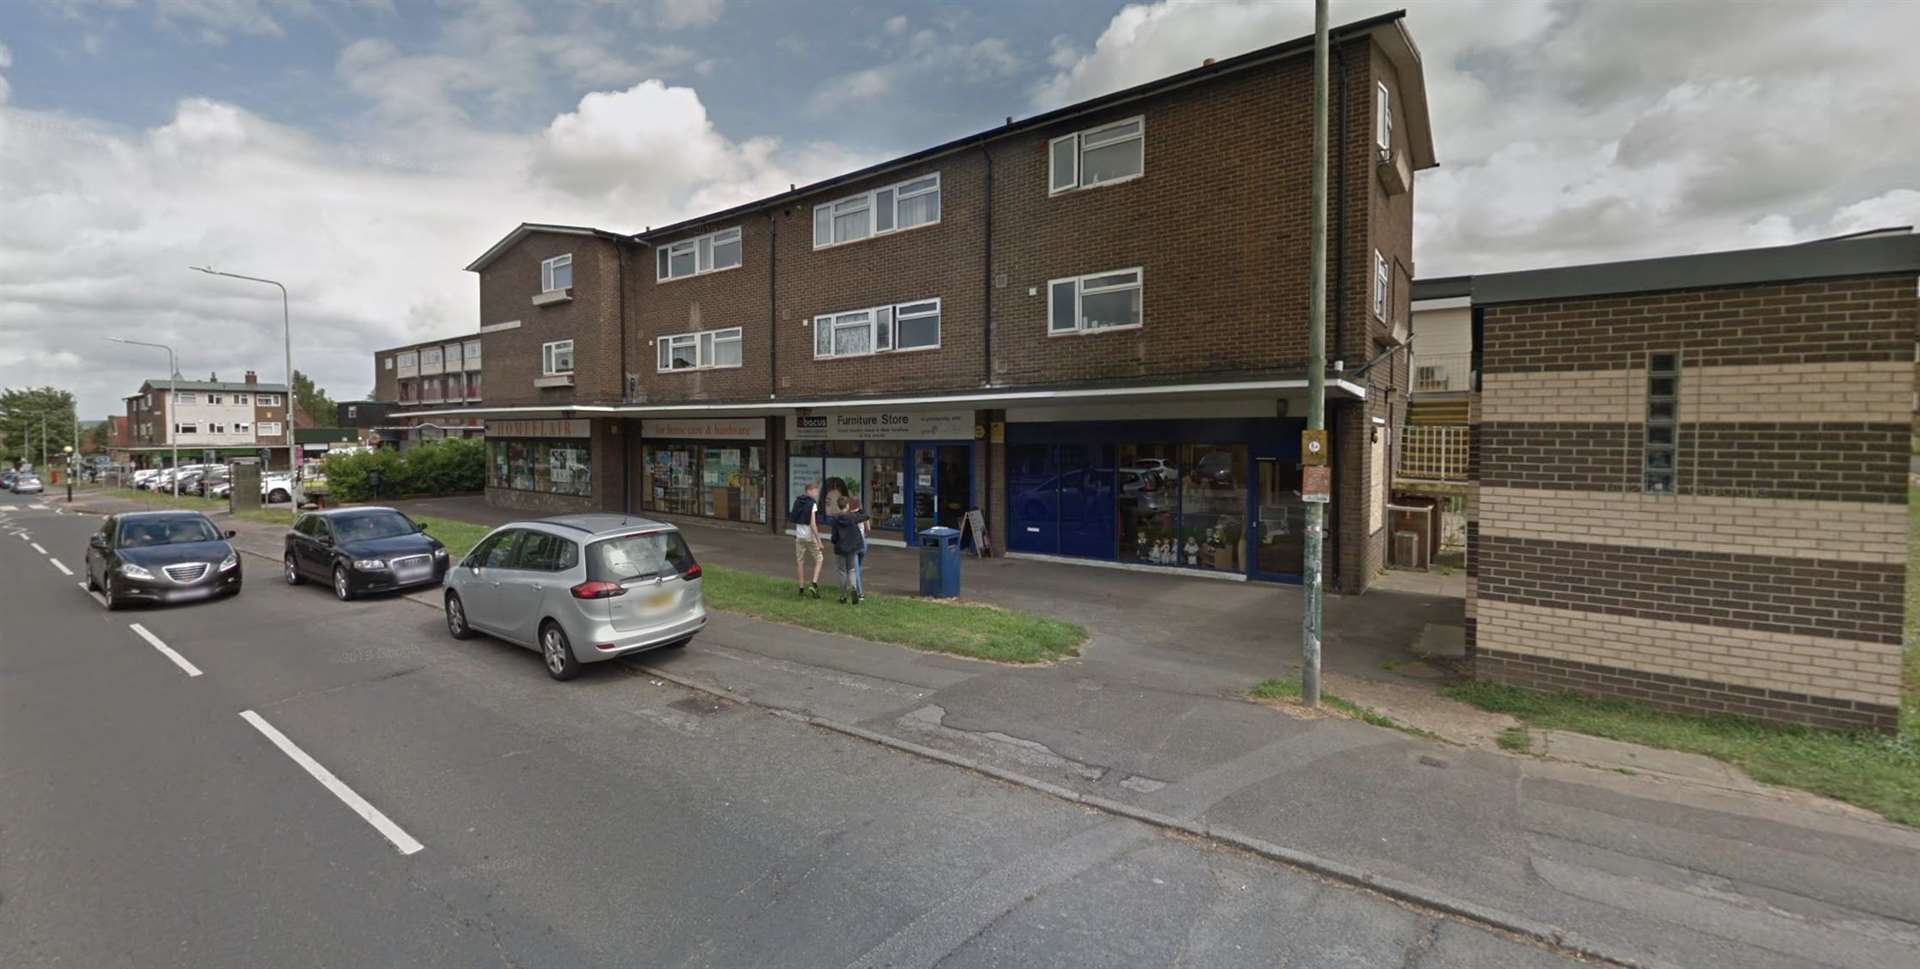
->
[[445, 592, 473, 640], [333, 564, 354, 602], [285, 553, 305, 585], [103, 575, 123, 611], [540, 621, 580, 681], [269, 489, 290, 503]]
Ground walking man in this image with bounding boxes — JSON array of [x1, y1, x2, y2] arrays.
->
[[791, 481, 824, 598], [830, 497, 870, 604]]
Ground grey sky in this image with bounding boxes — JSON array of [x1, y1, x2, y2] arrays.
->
[[1, 0, 1914, 420]]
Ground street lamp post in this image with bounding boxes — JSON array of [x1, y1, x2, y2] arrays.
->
[[107, 338, 180, 496], [190, 267, 297, 505], [63, 445, 74, 502]]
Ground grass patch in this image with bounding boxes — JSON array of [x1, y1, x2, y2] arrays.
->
[[699, 565, 1085, 664], [1249, 676, 1434, 737], [1443, 681, 1920, 825], [1496, 726, 1532, 752], [413, 517, 491, 559]]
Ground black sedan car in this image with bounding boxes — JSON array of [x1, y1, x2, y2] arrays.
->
[[284, 507, 449, 601], [85, 511, 242, 610]]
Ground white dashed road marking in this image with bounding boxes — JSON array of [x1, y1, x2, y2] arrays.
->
[[79, 582, 107, 607], [239, 710, 425, 856], [30, 542, 46, 555], [48, 558, 72, 576], [127, 623, 203, 678]]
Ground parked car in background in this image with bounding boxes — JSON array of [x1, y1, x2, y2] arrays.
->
[[262, 472, 295, 503], [1, 469, 16, 491], [84, 510, 241, 609], [443, 515, 705, 681], [11, 475, 45, 495], [283, 507, 449, 601], [205, 479, 232, 499], [194, 467, 229, 497], [130, 468, 160, 489]]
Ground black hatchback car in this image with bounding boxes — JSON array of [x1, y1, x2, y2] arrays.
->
[[85, 511, 242, 610], [284, 507, 449, 601]]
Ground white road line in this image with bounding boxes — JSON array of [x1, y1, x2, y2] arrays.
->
[[238, 710, 425, 856], [127, 623, 204, 678], [29, 542, 46, 555], [48, 557, 72, 576], [81, 583, 106, 607]]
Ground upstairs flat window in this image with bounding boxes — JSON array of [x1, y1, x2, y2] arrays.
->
[[1373, 251, 1390, 321], [177, 392, 198, 404], [233, 393, 249, 405], [1048, 269, 1143, 335], [1376, 81, 1392, 153], [208, 393, 223, 404], [656, 227, 742, 282], [813, 298, 940, 359], [1050, 117, 1144, 194], [812, 173, 942, 248], [542, 340, 575, 375], [541, 254, 573, 293], [257, 394, 280, 406], [656, 327, 743, 372]]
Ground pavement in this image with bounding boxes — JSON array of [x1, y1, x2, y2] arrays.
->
[[25, 491, 1920, 969]]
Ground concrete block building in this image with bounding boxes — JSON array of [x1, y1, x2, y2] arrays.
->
[[408, 11, 1436, 592], [1462, 231, 1918, 730]]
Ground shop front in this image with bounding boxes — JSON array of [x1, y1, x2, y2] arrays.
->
[[1003, 416, 1315, 582], [639, 417, 771, 526], [485, 417, 595, 499], [784, 409, 975, 545]]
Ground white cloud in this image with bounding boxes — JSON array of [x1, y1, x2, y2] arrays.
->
[[653, 0, 723, 31], [808, 67, 891, 111], [884, 15, 907, 36], [1036, 0, 1920, 275], [809, 21, 1019, 114], [0, 41, 11, 104]]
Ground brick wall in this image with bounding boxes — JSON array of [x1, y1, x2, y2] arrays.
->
[[630, 218, 774, 403], [479, 234, 626, 406], [1469, 272, 1916, 729]]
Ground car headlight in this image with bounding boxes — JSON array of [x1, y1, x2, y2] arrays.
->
[[432, 548, 448, 559], [119, 563, 155, 580], [353, 558, 389, 570], [219, 552, 239, 572]]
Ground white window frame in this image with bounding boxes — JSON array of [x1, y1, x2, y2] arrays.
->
[[542, 340, 576, 376], [1373, 251, 1389, 321], [236, 421, 250, 433], [1376, 81, 1393, 154], [812, 172, 942, 249], [811, 298, 941, 359], [1049, 116, 1145, 195], [655, 327, 744, 373], [176, 423, 198, 435], [233, 393, 249, 405], [1047, 269, 1144, 336], [655, 226, 742, 283], [384, 357, 394, 371], [541, 253, 573, 293], [207, 393, 223, 405], [177, 391, 198, 404], [258, 393, 280, 407], [208, 422, 225, 434], [258, 421, 281, 436]]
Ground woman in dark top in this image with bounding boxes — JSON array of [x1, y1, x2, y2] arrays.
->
[[829, 497, 869, 604]]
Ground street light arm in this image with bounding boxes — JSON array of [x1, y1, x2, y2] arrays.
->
[[189, 266, 297, 499]]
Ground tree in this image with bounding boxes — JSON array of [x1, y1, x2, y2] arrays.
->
[[292, 370, 337, 428], [0, 387, 78, 468]]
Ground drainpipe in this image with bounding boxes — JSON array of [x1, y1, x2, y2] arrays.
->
[[981, 145, 995, 547], [768, 212, 778, 401]]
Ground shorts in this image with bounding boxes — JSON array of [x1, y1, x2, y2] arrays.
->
[[795, 536, 823, 568]]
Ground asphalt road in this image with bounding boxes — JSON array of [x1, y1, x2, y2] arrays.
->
[[0, 498, 1588, 969]]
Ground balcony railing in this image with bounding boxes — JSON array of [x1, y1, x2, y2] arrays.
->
[[1411, 351, 1472, 394], [1397, 424, 1470, 482]]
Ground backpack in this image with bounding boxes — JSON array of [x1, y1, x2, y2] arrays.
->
[[789, 494, 815, 526]]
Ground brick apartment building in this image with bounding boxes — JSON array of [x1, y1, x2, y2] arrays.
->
[[408, 11, 1435, 591], [1462, 231, 1919, 730], [121, 372, 306, 469], [368, 334, 489, 447]]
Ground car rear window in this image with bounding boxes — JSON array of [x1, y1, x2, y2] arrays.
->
[[587, 531, 696, 583]]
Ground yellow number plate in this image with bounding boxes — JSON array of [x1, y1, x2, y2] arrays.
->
[[645, 590, 677, 608]]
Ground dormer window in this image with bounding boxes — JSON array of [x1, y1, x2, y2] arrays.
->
[[541, 254, 573, 293]]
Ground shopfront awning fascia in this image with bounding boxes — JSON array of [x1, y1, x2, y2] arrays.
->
[[400, 378, 1367, 421]]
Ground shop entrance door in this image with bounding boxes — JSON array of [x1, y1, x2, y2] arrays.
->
[[905, 443, 971, 544], [1250, 457, 1306, 582]]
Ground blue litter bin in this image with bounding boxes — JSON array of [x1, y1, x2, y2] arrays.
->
[[918, 526, 962, 598]]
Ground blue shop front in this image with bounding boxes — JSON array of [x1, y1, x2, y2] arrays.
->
[[1003, 415, 1319, 582]]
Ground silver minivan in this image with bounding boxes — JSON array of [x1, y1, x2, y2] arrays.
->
[[443, 514, 706, 680]]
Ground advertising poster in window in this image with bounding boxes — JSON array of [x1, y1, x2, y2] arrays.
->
[[788, 456, 824, 515]]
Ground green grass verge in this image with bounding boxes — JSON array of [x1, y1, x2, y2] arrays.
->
[[700, 565, 1085, 664], [1496, 726, 1532, 752], [1249, 676, 1434, 737]]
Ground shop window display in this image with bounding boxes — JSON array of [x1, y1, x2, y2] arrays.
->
[[1117, 443, 1178, 564], [489, 439, 593, 498], [787, 441, 909, 533], [1179, 443, 1246, 571], [645, 442, 767, 523]]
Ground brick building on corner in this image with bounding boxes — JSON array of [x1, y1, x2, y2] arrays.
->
[[1461, 231, 1919, 730], [408, 11, 1435, 593]]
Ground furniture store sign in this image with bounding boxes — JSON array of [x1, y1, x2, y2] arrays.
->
[[641, 417, 766, 441], [786, 409, 971, 441], [485, 418, 590, 439]]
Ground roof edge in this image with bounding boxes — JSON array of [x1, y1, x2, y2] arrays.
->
[[1471, 232, 1920, 306], [464, 222, 627, 274]]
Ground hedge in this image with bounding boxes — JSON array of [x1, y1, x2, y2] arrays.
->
[[320, 438, 485, 501]]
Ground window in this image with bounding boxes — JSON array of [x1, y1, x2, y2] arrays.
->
[[233, 394, 249, 405], [543, 340, 575, 375], [1048, 269, 1143, 335], [236, 422, 250, 433], [421, 347, 442, 370], [489, 440, 593, 497], [258, 394, 281, 407], [655, 227, 742, 282], [464, 339, 481, 370], [1376, 82, 1392, 154], [541, 253, 573, 293], [1414, 365, 1448, 392], [467, 372, 482, 400], [208, 423, 225, 434], [384, 357, 394, 371], [813, 173, 942, 248], [177, 392, 198, 404], [1643, 352, 1680, 495], [208, 393, 223, 405], [1373, 251, 1389, 321], [812, 299, 940, 358], [1049, 117, 1144, 194], [423, 376, 444, 402], [258, 421, 281, 436], [396, 351, 417, 375], [656, 327, 743, 372], [175, 423, 198, 435], [643, 442, 768, 523], [399, 380, 415, 403], [513, 532, 579, 572]]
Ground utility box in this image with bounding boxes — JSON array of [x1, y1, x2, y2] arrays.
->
[[229, 461, 262, 513], [1387, 502, 1435, 570], [918, 526, 962, 598]]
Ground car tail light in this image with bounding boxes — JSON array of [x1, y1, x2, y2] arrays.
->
[[570, 580, 627, 599], [681, 563, 702, 580]]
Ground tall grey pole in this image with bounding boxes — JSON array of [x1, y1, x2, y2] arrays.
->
[[1301, 0, 1329, 707], [41, 413, 47, 473], [106, 338, 180, 495], [191, 268, 297, 503]]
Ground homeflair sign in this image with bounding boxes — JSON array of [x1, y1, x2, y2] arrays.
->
[[641, 417, 766, 441], [786, 409, 971, 441], [485, 418, 591, 439]]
